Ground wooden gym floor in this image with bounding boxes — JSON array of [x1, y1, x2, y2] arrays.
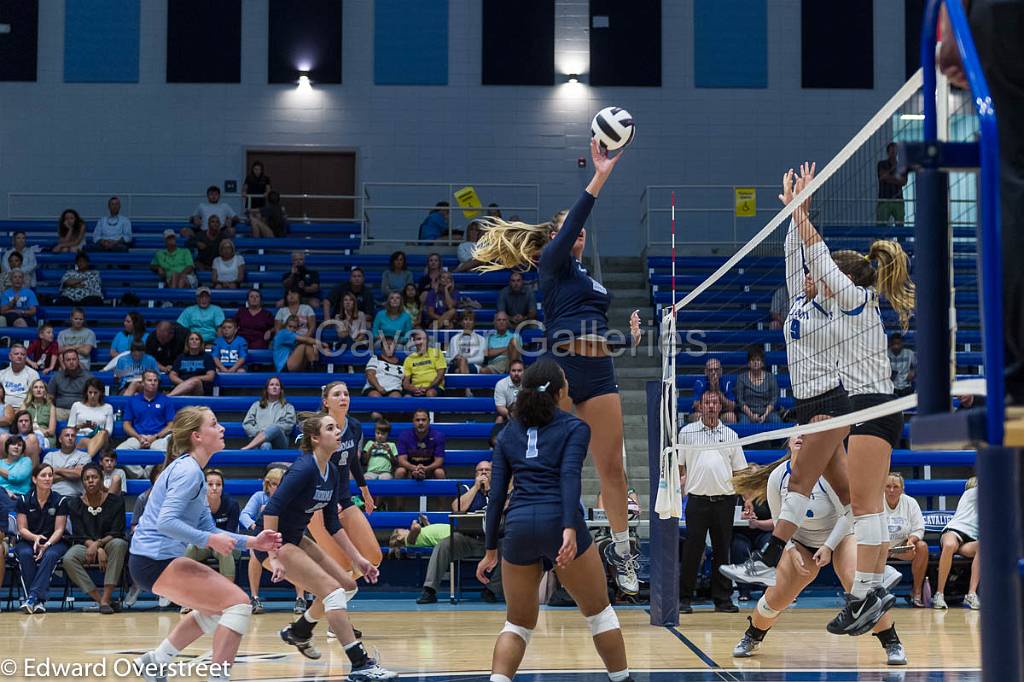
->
[[0, 600, 981, 681]]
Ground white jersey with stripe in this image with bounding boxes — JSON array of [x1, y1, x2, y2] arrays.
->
[[804, 240, 893, 395], [783, 219, 840, 399], [767, 459, 848, 549]]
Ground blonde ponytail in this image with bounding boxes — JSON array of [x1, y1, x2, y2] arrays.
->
[[162, 406, 213, 469], [868, 239, 915, 331], [471, 217, 552, 272], [731, 453, 791, 504]]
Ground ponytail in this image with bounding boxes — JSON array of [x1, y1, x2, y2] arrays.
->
[[868, 239, 915, 331], [163, 406, 212, 469], [514, 358, 566, 428], [731, 453, 791, 504], [472, 216, 559, 273]]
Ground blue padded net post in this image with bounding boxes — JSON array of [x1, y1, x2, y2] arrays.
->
[[647, 379, 679, 626]]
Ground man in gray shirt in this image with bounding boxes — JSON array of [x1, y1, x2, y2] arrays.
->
[[57, 307, 97, 370], [48, 349, 94, 421], [43, 427, 91, 497], [495, 272, 536, 325]]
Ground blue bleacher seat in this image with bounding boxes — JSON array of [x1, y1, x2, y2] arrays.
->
[[113, 448, 494, 467], [106, 394, 497, 413]]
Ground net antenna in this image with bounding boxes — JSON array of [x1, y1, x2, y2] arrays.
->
[[654, 192, 682, 520]]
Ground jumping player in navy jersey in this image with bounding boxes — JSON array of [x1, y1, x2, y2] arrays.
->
[[477, 359, 631, 682], [473, 139, 642, 595], [263, 413, 397, 681], [128, 407, 282, 682]]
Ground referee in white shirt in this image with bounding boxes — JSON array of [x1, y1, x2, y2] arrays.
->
[[678, 390, 748, 613]]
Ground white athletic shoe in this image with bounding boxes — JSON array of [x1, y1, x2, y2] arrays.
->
[[123, 585, 141, 609], [882, 565, 902, 591], [964, 592, 981, 610], [133, 652, 168, 682], [719, 554, 777, 587], [932, 592, 948, 609], [602, 542, 640, 595], [732, 634, 761, 658], [884, 641, 908, 666], [347, 660, 399, 681]]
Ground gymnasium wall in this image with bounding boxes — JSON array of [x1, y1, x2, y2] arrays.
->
[[0, 0, 908, 255]]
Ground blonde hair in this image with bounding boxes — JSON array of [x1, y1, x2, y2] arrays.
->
[[965, 476, 977, 491], [163, 406, 213, 468], [886, 471, 905, 491], [23, 379, 54, 409], [388, 528, 408, 558], [263, 467, 284, 493], [832, 239, 915, 331], [471, 209, 567, 272], [731, 453, 792, 504]]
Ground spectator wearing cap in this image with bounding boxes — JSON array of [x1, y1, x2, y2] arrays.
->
[[150, 229, 197, 288], [56, 251, 104, 306], [187, 185, 237, 237], [177, 287, 226, 343], [90, 196, 133, 252], [113, 341, 160, 396]]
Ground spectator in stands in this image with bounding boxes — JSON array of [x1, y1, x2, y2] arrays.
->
[[99, 451, 126, 495], [241, 376, 296, 450], [0, 386, 14, 431], [67, 378, 114, 459], [877, 142, 907, 226], [731, 462, 774, 601], [418, 202, 456, 242], [884, 471, 928, 607], [90, 196, 132, 252], [188, 214, 229, 271], [361, 420, 398, 480], [417, 252, 445, 296], [403, 329, 446, 397], [213, 319, 248, 374], [446, 310, 487, 379], [0, 437, 32, 531], [235, 289, 276, 350], [177, 287, 226, 343], [735, 348, 781, 424], [480, 312, 522, 375], [0, 251, 21, 290], [250, 190, 289, 238], [272, 314, 323, 373], [769, 285, 789, 331], [113, 340, 160, 396], [417, 460, 501, 604], [934, 477, 981, 610], [43, 427, 90, 497], [14, 462, 68, 613], [2, 231, 39, 287], [692, 362, 737, 424], [211, 238, 246, 289], [2, 410, 43, 467], [57, 307, 97, 370], [128, 464, 163, 537], [1, 269, 39, 328], [279, 251, 321, 308], [188, 184, 238, 237], [55, 208, 87, 253], [497, 272, 536, 324], [888, 333, 917, 397], [182, 468, 241, 611], [240, 467, 304, 614], [275, 288, 316, 338], [109, 311, 148, 360], [26, 324, 59, 375], [116, 370, 174, 476], [145, 320, 187, 373], [389, 515, 450, 555], [422, 271, 459, 329], [328, 291, 370, 352], [381, 250, 413, 298], [457, 220, 483, 266], [402, 283, 422, 328], [364, 334, 405, 400], [243, 160, 272, 211], [1, 344, 40, 409], [677, 390, 746, 613], [493, 358, 524, 427], [150, 229, 197, 288], [168, 331, 216, 396], [324, 267, 375, 320], [372, 291, 414, 344], [62, 463, 127, 614], [23, 380, 56, 448], [397, 409, 447, 480], [56, 250, 104, 306], [47, 348, 90, 420]]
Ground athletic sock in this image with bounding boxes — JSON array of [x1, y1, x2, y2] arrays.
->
[[761, 536, 787, 568], [344, 640, 371, 669], [612, 530, 631, 557], [872, 624, 900, 647], [290, 612, 317, 640], [870, 572, 885, 588], [608, 669, 630, 681], [852, 571, 874, 599], [303, 609, 319, 623], [745, 617, 770, 642], [153, 640, 180, 665], [490, 675, 513, 682]]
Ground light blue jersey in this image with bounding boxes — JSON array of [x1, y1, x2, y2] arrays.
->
[[130, 454, 249, 560]]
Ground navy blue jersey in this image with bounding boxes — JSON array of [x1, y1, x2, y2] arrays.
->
[[263, 452, 342, 545], [485, 410, 590, 550], [538, 192, 611, 344], [331, 417, 365, 503]]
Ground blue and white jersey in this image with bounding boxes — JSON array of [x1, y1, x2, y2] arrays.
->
[[263, 452, 342, 545], [767, 459, 848, 550]]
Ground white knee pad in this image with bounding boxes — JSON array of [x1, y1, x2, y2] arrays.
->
[[853, 512, 887, 546], [778, 491, 811, 527], [323, 587, 349, 612], [876, 512, 891, 543], [191, 611, 220, 635], [219, 603, 252, 635], [500, 621, 532, 644], [756, 595, 783, 619], [585, 605, 621, 637], [345, 586, 358, 601]]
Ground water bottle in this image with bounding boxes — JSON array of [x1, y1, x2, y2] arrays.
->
[[922, 576, 932, 608]]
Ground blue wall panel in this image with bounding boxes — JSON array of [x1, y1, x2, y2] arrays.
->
[[374, 0, 447, 85], [694, 0, 767, 89], [64, 0, 139, 83]]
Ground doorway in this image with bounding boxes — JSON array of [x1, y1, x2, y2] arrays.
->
[[244, 150, 357, 220]]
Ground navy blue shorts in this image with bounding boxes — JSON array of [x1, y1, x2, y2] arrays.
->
[[547, 352, 618, 405], [128, 553, 176, 594], [501, 507, 593, 571]]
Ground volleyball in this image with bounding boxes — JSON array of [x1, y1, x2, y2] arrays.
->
[[591, 106, 635, 151]]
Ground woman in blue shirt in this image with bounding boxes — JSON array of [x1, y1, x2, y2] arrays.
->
[[472, 139, 641, 595], [109, 311, 148, 360], [476, 359, 630, 682], [371, 291, 413, 344], [128, 407, 281, 682]]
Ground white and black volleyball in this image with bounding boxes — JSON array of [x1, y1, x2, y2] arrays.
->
[[590, 107, 635, 151]]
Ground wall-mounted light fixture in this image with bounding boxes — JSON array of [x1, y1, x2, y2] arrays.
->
[[567, 73, 580, 84], [297, 70, 312, 88]]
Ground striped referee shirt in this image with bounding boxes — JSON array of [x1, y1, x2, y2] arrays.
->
[[677, 419, 747, 497]]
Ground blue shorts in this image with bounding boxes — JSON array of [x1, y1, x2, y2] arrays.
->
[[547, 352, 618, 405], [501, 506, 593, 571], [128, 553, 176, 594]]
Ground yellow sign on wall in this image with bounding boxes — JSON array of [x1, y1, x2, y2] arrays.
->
[[735, 187, 757, 217], [454, 186, 483, 219]]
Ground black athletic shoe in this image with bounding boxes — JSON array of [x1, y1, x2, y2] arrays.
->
[[416, 587, 437, 604], [280, 625, 322, 660], [480, 588, 497, 603], [714, 601, 739, 613], [826, 588, 894, 636]]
